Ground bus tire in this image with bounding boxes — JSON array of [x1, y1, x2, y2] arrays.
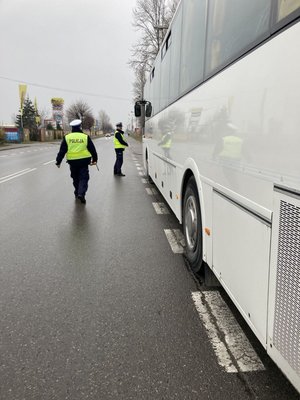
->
[[145, 150, 149, 177], [183, 176, 203, 273]]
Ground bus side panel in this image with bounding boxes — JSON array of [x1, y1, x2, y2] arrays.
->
[[267, 189, 300, 393], [152, 153, 180, 217], [212, 191, 271, 346]]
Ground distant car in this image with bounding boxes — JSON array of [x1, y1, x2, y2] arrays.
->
[[105, 133, 110, 138]]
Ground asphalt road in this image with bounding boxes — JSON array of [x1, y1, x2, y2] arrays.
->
[[0, 137, 299, 400]]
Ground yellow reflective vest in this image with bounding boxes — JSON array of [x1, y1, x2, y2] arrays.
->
[[114, 130, 127, 149], [65, 132, 92, 160], [161, 133, 172, 148], [219, 135, 242, 159]]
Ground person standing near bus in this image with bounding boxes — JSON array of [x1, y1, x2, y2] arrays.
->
[[55, 119, 98, 204], [113, 122, 128, 177]]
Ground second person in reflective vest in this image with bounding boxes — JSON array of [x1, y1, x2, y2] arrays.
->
[[113, 122, 128, 177]]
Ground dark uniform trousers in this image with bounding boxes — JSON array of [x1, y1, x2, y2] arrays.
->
[[114, 149, 124, 175], [69, 158, 90, 197]]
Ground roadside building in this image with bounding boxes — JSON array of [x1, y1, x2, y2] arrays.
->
[[1, 125, 20, 142]]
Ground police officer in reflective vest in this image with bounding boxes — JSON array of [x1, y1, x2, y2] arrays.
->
[[158, 131, 172, 159], [56, 119, 98, 204], [113, 122, 128, 177]]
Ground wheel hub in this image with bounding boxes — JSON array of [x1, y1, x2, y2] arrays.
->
[[185, 195, 198, 251]]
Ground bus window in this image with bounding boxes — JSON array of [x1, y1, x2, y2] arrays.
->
[[169, 3, 182, 104], [179, 0, 207, 95], [161, 31, 172, 60], [277, 0, 300, 21], [205, 0, 272, 77], [160, 31, 172, 109]]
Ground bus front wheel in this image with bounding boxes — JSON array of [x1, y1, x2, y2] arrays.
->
[[145, 150, 149, 177], [183, 176, 203, 273]]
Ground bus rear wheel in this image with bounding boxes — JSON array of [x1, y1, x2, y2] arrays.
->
[[183, 176, 203, 273]]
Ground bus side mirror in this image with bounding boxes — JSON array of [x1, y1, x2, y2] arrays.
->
[[134, 103, 141, 117], [145, 102, 152, 118]]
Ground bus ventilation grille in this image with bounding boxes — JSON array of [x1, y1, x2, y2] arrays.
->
[[274, 200, 300, 375]]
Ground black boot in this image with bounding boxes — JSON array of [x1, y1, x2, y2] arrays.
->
[[77, 195, 86, 204]]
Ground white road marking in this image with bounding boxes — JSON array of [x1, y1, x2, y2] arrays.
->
[[164, 229, 185, 253], [0, 168, 31, 180], [137, 167, 143, 171], [192, 291, 265, 373], [146, 187, 158, 195], [141, 178, 148, 184], [0, 168, 37, 184], [138, 172, 144, 176], [43, 160, 55, 165], [152, 202, 170, 214]]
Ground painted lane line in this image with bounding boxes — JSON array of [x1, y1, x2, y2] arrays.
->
[[0, 168, 31, 180], [138, 172, 144, 176], [141, 178, 148, 184], [0, 168, 37, 184], [164, 229, 185, 253], [192, 291, 265, 373], [43, 160, 55, 165], [192, 291, 235, 372], [146, 187, 158, 195], [152, 202, 170, 214], [137, 167, 143, 171]]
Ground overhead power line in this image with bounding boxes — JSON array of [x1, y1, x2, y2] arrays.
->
[[0, 75, 131, 102]]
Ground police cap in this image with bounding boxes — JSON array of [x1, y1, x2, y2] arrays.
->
[[116, 122, 123, 128], [70, 119, 82, 127]]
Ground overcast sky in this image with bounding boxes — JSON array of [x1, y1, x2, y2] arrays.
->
[[0, 0, 139, 128]]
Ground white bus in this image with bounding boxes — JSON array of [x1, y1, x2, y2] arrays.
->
[[137, 0, 300, 393]]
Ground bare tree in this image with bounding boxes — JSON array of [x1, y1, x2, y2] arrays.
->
[[38, 107, 50, 127], [130, 0, 179, 72], [66, 99, 95, 131], [98, 110, 113, 133], [132, 64, 147, 102], [169, 0, 179, 15], [129, 0, 179, 100]]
